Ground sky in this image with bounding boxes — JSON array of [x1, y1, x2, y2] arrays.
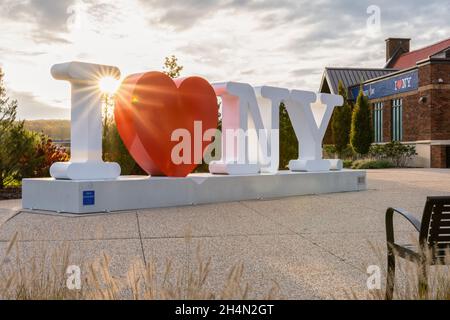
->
[[0, 0, 449, 120]]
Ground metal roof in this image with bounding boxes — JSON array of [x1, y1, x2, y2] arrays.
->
[[320, 67, 397, 95]]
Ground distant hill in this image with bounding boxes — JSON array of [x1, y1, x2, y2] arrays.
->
[[24, 120, 70, 140]]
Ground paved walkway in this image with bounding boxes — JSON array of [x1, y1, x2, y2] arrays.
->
[[0, 169, 449, 299]]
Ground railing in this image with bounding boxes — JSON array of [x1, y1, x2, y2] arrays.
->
[[52, 139, 71, 150]]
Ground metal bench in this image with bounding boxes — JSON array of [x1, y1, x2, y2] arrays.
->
[[385, 196, 450, 300]]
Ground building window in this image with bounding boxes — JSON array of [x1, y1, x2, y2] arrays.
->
[[373, 102, 383, 143], [391, 99, 403, 141]]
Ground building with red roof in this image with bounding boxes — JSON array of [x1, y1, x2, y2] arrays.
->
[[320, 37, 450, 168], [386, 38, 450, 70]]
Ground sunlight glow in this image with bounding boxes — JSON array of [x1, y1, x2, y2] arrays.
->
[[99, 76, 120, 94]]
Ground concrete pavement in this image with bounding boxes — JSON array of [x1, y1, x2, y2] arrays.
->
[[1, 169, 449, 299]]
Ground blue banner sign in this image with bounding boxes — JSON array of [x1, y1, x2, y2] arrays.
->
[[350, 70, 418, 100], [82, 190, 95, 206]]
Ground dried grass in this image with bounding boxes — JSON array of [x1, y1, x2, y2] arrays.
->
[[0, 233, 281, 300], [350, 240, 450, 300]]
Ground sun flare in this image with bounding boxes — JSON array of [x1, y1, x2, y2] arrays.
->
[[99, 76, 120, 94]]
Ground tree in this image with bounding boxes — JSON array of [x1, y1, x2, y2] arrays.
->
[[0, 121, 37, 189], [163, 55, 183, 78], [102, 93, 113, 145], [24, 120, 71, 140], [0, 68, 17, 142], [0, 68, 33, 188], [350, 86, 373, 155], [102, 92, 145, 175], [279, 102, 298, 169], [332, 81, 352, 158], [0, 67, 68, 188]]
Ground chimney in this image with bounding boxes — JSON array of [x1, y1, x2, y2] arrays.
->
[[385, 38, 411, 62]]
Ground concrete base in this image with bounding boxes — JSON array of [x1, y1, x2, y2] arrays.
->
[[50, 161, 121, 180], [289, 159, 331, 172], [22, 170, 367, 214], [209, 162, 261, 175]]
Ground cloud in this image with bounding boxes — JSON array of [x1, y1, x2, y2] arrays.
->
[[4, 0, 75, 30], [0, 47, 46, 57], [138, 0, 221, 30], [10, 90, 70, 120], [1, 0, 121, 44], [31, 31, 73, 45], [30, 0, 76, 30], [290, 68, 321, 77], [0, 0, 75, 44], [138, 0, 295, 30], [1, 0, 450, 119]]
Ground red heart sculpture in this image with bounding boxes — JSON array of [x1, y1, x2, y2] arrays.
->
[[114, 72, 218, 177]]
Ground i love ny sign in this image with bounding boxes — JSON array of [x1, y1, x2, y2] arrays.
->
[[49, 61, 343, 180]]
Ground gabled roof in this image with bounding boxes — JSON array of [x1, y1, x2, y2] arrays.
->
[[319, 67, 396, 95], [384, 46, 408, 69], [431, 47, 450, 58], [390, 38, 450, 70]]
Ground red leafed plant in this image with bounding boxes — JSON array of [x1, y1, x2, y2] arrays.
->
[[32, 134, 69, 178], [17, 133, 70, 179]]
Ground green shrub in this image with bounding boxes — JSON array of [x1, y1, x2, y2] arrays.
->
[[340, 144, 357, 160], [323, 144, 337, 159], [103, 121, 146, 175], [343, 160, 353, 168], [323, 144, 356, 160], [369, 141, 417, 167], [351, 159, 394, 169]]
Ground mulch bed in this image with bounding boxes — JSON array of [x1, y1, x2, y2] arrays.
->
[[0, 187, 22, 200]]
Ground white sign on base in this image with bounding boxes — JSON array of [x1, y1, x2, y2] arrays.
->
[[22, 61, 366, 214]]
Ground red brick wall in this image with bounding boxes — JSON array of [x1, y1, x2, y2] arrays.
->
[[423, 62, 450, 168], [426, 61, 450, 85], [431, 145, 446, 168], [373, 93, 425, 143], [428, 63, 450, 140], [402, 92, 431, 141], [419, 64, 432, 87], [382, 100, 391, 142], [430, 88, 450, 140]]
